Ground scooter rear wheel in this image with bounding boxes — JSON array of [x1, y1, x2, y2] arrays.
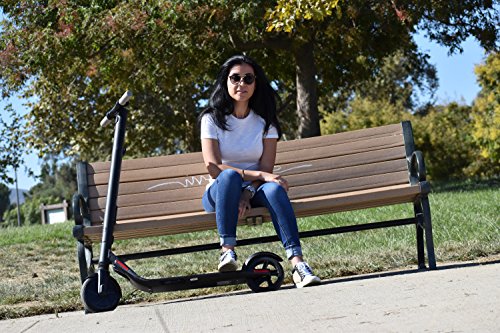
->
[[81, 274, 122, 313], [244, 255, 284, 292]]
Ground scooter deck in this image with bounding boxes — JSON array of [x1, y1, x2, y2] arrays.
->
[[112, 257, 273, 293]]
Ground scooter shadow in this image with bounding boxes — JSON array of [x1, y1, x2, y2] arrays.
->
[[138, 258, 500, 307]]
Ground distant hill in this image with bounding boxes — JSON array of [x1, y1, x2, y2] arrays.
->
[[9, 188, 28, 205]]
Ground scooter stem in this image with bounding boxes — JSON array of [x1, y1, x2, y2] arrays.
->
[[98, 106, 128, 294]]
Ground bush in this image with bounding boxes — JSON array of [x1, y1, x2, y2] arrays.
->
[[412, 103, 477, 180], [321, 99, 481, 181], [3, 195, 60, 226]]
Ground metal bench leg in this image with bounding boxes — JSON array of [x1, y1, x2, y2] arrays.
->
[[421, 196, 437, 269], [77, 240, 94, 284], [413, 202, 426, 270]]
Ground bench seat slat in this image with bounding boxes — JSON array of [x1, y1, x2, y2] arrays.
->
[[82, 183, 421, 242]]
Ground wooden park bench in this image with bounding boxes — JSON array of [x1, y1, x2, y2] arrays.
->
[[73, 121, 436, 283]]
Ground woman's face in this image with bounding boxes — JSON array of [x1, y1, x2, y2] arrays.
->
[[227, 63, 256, 103]]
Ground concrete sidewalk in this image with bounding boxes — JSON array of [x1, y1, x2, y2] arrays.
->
[[1, 261, 499, 333]]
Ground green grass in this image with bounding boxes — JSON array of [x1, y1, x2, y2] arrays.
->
[[0, 179, 498, 319]]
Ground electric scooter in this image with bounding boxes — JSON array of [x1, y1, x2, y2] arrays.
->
[[80, 91, 285, 313]]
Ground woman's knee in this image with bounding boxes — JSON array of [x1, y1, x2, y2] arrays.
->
[[217, 169, 242, 187], [261, 182, 286, 197]]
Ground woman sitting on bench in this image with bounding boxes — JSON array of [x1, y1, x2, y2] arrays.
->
[[199, 55, 321, 288]]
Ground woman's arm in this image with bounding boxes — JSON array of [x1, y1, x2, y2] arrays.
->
[[257, 138, 288, 191], [201, 137, 288, 190], [201, 138, 226, 179]]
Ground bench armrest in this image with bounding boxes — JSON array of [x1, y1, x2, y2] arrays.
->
[[72, 193, 90, 226], [409, 151, 427, 185]]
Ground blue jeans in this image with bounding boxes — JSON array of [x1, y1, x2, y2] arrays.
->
[[202, 169, 303, 259]]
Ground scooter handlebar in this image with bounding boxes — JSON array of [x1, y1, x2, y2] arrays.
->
[[100, 116, 113, 127], [100, 91, 133, 127], [118, 90, 133, 105]]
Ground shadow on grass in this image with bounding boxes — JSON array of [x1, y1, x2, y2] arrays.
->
[[141, 258, 500, 307]]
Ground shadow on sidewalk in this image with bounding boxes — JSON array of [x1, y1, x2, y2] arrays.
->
[[317, 258, 500, 287], [140, 258, 500, 307]]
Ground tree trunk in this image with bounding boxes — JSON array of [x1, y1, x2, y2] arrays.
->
[[294, 41, 320, 138]]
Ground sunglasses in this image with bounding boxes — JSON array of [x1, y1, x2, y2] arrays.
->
[[228, 73, 256, 85]]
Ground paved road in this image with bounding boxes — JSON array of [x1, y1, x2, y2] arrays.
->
[[1, 261, 499, 333]]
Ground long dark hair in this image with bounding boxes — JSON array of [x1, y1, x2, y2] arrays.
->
[[199, 55, 282, 138]]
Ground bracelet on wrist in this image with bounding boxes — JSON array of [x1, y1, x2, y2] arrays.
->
[[244, 185, 256, 199]]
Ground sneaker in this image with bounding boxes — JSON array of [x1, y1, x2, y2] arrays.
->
[[218, 250, 238, 272], [292, 262, 321, 288]]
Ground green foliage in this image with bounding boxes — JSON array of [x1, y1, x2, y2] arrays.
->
[[0, 105, 27, 183], [29, 160, 77, 203], [0, 183, 10, 221], [320, 43, 498, 181], [266, 0, 340, 32], [412, 103, 477, 180], [3, 205, 23, 227], [0, 1, 498, 165], [2, 160, 76, 226], [321, 97, 409, 134], [22, 194, 60, 225], [470, 52, 500, 177], [321, 90, 484, 181]]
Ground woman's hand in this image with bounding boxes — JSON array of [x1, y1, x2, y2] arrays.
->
[[238, 192, 252, 218], [261, 172, 289, 191]]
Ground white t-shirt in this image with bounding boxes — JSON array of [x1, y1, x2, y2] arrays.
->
[[200, 110, 279, 186]]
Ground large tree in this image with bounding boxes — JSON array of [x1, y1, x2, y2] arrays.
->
[[0, 1, 498, 163]]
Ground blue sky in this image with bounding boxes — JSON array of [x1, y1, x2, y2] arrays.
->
[[1, 33, 488, 190]]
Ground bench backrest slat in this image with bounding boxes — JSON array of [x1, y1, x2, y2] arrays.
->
[[83, 123, 410, 225]]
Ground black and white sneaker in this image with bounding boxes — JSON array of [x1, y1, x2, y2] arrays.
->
[[218, 249, 238, 272], [292, 262, 321, 288]]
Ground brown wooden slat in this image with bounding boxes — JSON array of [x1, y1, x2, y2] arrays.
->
[[88, 146, 407, 199], [277, 123, 402, 153], [89, 170, 409, 223], [87, 140, 406, 199], [86, 123, 403, 175], [287, 170, 409, 200], [89, 162, 208, 186], [275, 135, 403, 165], [88, 159, 408, 211], [274, 146, 406, 177], [89, 174, 211, 199], [89, 142, 407, 188], [82, 183, 421, 241], [88, 151, 204, 175], [285, 159, 407, 188], [89, 186, 205, 211]]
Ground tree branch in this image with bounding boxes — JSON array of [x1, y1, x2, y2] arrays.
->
[[229, 33, 293, 51]]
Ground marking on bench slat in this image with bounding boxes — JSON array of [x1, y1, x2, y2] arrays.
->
[[147, 175, 211, 190], [273, 164, 312, 174], [144, 164, 313, 191]]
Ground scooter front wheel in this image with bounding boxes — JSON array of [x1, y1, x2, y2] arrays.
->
[[244, 255, 284, 292], [81, 274, 122, 313]]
